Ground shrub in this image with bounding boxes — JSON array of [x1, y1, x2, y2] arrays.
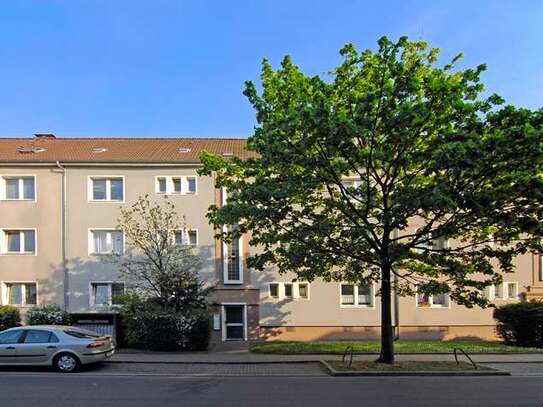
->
[[26, 305, 71, 326], [120, 310, 211, 351], [494, 301, 543, 347], [0, 306, 21, 331]]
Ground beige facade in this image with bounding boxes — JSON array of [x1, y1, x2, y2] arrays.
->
[[1, 135, 542, 342]]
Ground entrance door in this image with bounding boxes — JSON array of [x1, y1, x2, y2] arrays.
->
[[222, 305, 246, 341]]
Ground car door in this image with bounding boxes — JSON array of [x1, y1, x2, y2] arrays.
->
[[16, 329, 59, 364], [0, 329, 24, 364]]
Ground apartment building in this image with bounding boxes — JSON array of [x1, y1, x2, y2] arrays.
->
[[1, 135, 542, 342]]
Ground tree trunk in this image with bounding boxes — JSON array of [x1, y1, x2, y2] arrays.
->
[[377, 262, 394, 364]]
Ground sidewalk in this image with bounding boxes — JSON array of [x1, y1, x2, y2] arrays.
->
[[109, 344, 543, 364]]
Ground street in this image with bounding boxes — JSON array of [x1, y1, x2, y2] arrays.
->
[[0, 371, 542, 407]]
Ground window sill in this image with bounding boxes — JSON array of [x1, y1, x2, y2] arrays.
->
[[1, 252, 37, 256], [340, 305, 375, 309], [88, 200, 125, 203], [0, 199, 36, 202]]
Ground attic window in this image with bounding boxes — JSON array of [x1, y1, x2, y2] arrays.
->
[[92, 147, 108, 153], [222, 152, 234, 157], [177, 147, 191, 153]]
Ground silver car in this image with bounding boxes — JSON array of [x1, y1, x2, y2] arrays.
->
[[0, 325, 115, 372]]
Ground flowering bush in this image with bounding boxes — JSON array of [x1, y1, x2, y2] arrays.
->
[[26, 305, 72, 326], [0, 306, 21, 331]]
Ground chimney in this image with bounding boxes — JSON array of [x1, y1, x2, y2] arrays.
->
[[34, 133, 56, 140]]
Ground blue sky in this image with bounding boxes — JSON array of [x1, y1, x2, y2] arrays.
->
[[0, 0, 541, 138]]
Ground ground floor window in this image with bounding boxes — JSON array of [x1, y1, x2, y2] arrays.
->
[[90, 282, 125, 306], [3, 282, 37, 306], [416, 291, 450, 308], [267, 282, 310, 300], [340, 283, 374, 307]]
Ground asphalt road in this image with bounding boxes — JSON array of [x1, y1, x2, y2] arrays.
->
[[0, 374, 542, 407]]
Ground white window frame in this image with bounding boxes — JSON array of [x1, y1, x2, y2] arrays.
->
[[267, 282, 310, 300], [1, 281, 38, 306], [416, 291, 451, 308], [505, 282, 518, 300], [339, 283, 375, 308], [221, 302, 248, 341], [88, 176, 125, 202], [154, 176, 198, 195], [0, 175, 36, 201], [89, 281, 126, 307], [88, 229, 125, 255], [269, 283, 280, 299], [173, 229, 198, 246], [223, 225, 243, 284], [0, 228, 37, 255]]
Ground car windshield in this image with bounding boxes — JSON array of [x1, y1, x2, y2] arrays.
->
[[63, 328, 103, 339]]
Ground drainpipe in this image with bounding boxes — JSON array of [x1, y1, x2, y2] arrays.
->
[[55, 161, 68, 311]]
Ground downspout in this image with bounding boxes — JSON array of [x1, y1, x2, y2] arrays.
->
[[55, 161, 68, 311]]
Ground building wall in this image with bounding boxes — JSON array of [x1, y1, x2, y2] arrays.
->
[[1, 162, 542, 342], [0, 166, 64, 315]]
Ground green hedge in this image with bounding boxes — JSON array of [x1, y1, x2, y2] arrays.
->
[[494, 302, 543, 348], [26, 305, 72, 326], [120, 311, 210, 351], [0, 306, 21, 331]]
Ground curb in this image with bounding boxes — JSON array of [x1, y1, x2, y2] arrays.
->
[[319, 360, 511, 377], [106, 359, 320, 365]]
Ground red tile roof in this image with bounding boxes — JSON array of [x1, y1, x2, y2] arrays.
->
[[0, 137, 252, 164]]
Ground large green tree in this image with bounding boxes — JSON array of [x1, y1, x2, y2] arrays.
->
[[200, 37, 543, 363]]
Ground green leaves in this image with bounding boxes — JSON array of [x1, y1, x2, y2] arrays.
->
[[200, 37, 543, 308]]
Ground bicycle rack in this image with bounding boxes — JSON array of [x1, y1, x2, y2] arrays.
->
[[342, 345, 354, 368], [453, 348, 478, 370]]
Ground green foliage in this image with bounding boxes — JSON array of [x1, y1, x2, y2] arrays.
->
[[200, 36, 543, 362], [117, 293, 210, 351], [200, 36, 543, 305], [26, 305, 72, 326], [120, 310, 210, 351], [111, 195, 210, 313], [494, 302, 543, 347], [0, 306, 21, 331]]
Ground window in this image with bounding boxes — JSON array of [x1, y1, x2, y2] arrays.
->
[[157, 177, 167, 193], [506, 282, 518, 299], [4, 283, 37, 306], [223, 226, 242, 284], [89, 177, 124, 201], [90, 230, 124, 255], [187, 177, 197, 194], [432, 237, 448, 250], [284, 283, 293, 298], [494, 284, 503, 299], [0, 330, 23, 344], [23, 330, 58, 344], [298, 283, 309, 299], [155, 176, 198, 195], [1, 229, 36, 254], [416, 291, 450, 308], [269, 283, 279, 298], [173, 178, 182, 193], [340, 283, 374, 307], [90, 282, 125, 306], [1, 176, 35, 200], [174, 229, 198, 246]]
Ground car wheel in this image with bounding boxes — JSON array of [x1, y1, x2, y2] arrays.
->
[[54, 353, 81, 373]]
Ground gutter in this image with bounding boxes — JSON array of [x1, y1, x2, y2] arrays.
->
[[54, 161, 69, 311]]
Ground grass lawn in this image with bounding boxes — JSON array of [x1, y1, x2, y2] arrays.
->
[[326, 360, 491, 372], [250, 340, 541, 354]]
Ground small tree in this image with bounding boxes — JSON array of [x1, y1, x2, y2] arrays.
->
[[113, 195, 209, 313], [200, 37, 543, 363]]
